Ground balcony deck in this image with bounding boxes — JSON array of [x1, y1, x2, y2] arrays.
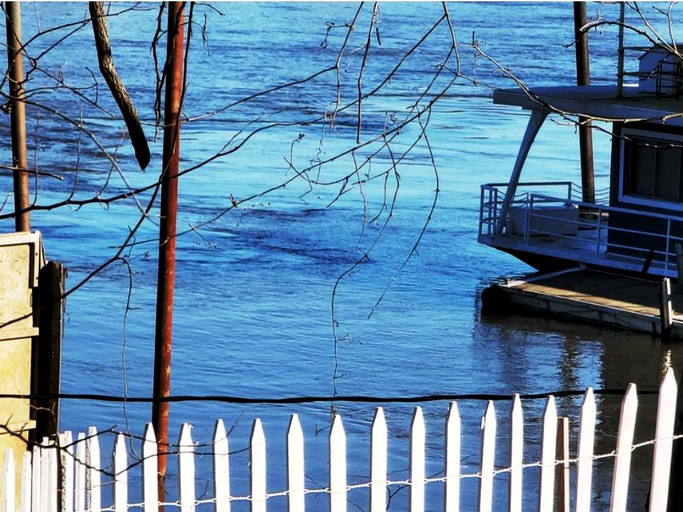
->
[[478, 182, 683, 278]]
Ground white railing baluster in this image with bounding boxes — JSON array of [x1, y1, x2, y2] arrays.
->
[[74, 433, 86, 512], [410, 407, 426, 512], [575, 388, 596, 512], [287, 414, 305, 512], [329, 414, 346, 512], [610, 384, 638, 512], [649, 368, 677, 512], [509, 395, 523, 512], [86, 426, 101, 512], [370, 407, 387, 512], [479, 401, 496, 512], [539, 396, 557, 512], [445, 402, 461, 512], [60, 431, 75, 512], [179, 423, 196, 512], [213, 419, 231, 512], [251, 418, 267, 512], [113, 434, 128, 512], [2, 449, 15, 512], [142, 423, 158, 512]]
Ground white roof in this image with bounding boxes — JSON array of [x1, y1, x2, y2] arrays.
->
[[493, 84, 683, 127]]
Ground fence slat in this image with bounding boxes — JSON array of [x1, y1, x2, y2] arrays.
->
[[444, 402, 461, 512], [538, 396, 557, 512], [21, 451, 31, 512], [649, 368, 678, 512], [287, 414, 305, 512], [509, 395, 523, 512], [142, 423, 158, 511], [411, 407, 426, 512], [46, 437, 59, 512], [179, 423, 196, 512], [40, 440, 50, 512], [251, 418, 267, 512], [329, 414, 346, 512], [370, 407, 387, 512], [31, 443, 41, 512], [75, 433, 86, 512], [113, 433, 128, 512], [60, 431, 75, 512], [610, 384, 638, 512], [2, 449, 15, 512], [575, 388, 595, 512], [87, 426, 101, 512], [479, 401, 496, 512], [213, 419, 231, 512]]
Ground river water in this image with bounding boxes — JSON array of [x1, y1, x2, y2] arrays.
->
[[3, 2, 683, 510]]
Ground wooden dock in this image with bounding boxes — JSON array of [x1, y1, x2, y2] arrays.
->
[[482, 267, 683, 338]]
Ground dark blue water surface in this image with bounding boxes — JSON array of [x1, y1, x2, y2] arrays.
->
[[3, 2, 683, 509]]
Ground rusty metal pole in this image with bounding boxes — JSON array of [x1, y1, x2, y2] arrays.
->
[[152, 1, 185, 502], [5, 1, 30, 232], [573, 2, 595, 205]]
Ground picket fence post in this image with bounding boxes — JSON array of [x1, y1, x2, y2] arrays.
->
[[329, 414, 347, 512], [113, 434, 128, 512], [60, 431, 75, 512], [509, 394, 523, 512], [31, 442, 40, 512], [2, 449, 15, 512], [444, 402, 461, 512], [87, 426, 101, 512], [19, 451, 30, 512], [539, 396, 557, 512], [213, 419, 231, 512], [251, 418, 267, 512], [648, 368, 678, 512], [411, 406, 426, 512], [75, 432, 86, 512], [479, 401, 496, 512], [370, 407, 387, 512], [142, 423, 158, 511], [575, 388, 596, 511], [179, 423, 195, 511], [611, 384, 638, 512], [287, 414, 305, 512]]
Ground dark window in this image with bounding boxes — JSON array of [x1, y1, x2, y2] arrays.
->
[[625, 135, 683, 203]]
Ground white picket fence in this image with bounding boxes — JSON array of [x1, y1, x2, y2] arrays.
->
[[1, 368, 679, 511]]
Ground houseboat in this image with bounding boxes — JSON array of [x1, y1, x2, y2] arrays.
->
[[479, 45, 683, 279], [479, 44, 683, 337]]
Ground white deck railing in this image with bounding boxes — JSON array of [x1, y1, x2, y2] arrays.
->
[[1, 369, 679, 511], [479, 182, 683, 276]]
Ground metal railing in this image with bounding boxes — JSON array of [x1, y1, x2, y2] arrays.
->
[[479, 182, 683, 275]]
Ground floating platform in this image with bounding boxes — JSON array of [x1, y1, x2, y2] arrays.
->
[[481, 267, 683, 339]]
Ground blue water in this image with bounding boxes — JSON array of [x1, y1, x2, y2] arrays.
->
[[3, 2, 683, 509]]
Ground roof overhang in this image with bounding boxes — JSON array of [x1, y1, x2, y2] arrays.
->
[[493, 84, 683, 127]]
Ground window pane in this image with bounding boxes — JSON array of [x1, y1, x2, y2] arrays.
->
[[630, 142, 656, 197], [656, 146, 681, 201]]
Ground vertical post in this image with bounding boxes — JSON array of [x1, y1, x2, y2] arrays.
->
[[152, 1, 185, 503], [5, 1, 30, 232], [34, 262, 66, 441], [554, 417, 570, 512], [659, 277, 673, 341], [573, 2, 595, 205], [617, 2, 626, 97]]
